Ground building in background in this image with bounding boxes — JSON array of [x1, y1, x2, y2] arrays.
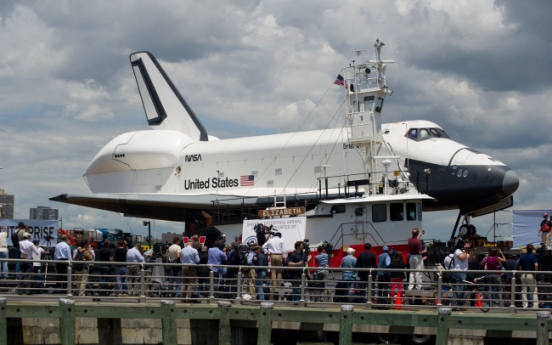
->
[[0, 189, 15, 219], [29, 206, 59, 220]]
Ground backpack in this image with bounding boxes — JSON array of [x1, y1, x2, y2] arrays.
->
[[240, 252, 249, 266], [11, 229, 21, 248], [442, 254, 456, 284], [73, 248, 90, 271]]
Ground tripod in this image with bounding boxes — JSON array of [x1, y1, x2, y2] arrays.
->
[[41, 237, 57, 292]]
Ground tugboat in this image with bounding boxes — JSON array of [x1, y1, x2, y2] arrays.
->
[[228, 40, 433, 265]]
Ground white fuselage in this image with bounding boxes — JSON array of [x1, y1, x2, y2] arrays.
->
[[84, 120, 510, 203], [84, 127, 369, 196]]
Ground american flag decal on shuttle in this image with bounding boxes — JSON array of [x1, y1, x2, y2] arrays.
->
[[240, 175, 254, 186]]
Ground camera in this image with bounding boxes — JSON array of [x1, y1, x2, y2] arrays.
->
[[254, 223, 274, 234], [322, 241, 333, 253], [152, 242, 170, 259], [238, 244, 249, 255], [304, 239, 311, 254]]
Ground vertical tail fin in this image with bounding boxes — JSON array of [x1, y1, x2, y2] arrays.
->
[[130, 51, 208, 141]]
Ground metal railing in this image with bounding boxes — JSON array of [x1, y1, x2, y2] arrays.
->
[[0, 258, 549, 313]]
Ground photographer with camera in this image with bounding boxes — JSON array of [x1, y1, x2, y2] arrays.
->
[[407, 228, 426, 291], [254, 224, 270, 247], [262, 231, 285, 298]]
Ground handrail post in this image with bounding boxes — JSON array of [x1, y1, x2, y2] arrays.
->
[[67, 264, 73, 298], [299, 270, 306, 307], [140, 265, 146, 303], [366, 273, 373, 309], [209, 269, 215, 304], [437, 275, 443, 306], [509, 274, 516, 313], [236, 267, 243, 305]]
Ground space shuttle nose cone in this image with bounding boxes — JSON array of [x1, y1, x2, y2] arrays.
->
[[502, 170, 519, 196]]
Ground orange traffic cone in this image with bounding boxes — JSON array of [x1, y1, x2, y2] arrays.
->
[[476, 292, 482, 308], [394, 291, 402, 309]]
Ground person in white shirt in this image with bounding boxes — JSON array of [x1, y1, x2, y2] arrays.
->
[[18, 233, 40, 295], [179, 241, 200, 302], [451, 239, 469, 308], [0, 226, 8, 279], [167, 237, 182, 298], [262, 232, 286, 297], [32, 240, 48, 293]]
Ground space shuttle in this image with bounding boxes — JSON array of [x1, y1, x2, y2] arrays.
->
[[51, 42, 519, 236]]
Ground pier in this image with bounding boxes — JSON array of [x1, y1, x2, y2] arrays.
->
[[2, 259, 552, 344], [1, 297, 551, 345]]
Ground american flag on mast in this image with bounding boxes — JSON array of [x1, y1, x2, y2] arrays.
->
[[240, 175, 255, 186], [333, 74, 345, 86]]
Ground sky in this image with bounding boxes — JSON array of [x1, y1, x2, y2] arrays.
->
[[1, 0, 551, 242]]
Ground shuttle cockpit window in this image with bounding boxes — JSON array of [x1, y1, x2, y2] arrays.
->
[[430, 128, 450, 138], [364, 96, 375, 111], [419, 128, 430, 139], [406, 127, 450, 141]]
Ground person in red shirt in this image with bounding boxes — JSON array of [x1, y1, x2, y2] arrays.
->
[[538, 213, 551, 249], [407, 228, 426, 290]]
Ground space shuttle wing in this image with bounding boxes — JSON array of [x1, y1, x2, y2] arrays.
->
[[50, 189, 324, 222], [50, 193, 243, 222], [130, 51, 208, 141]]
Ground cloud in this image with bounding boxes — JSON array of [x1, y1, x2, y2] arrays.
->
[[0, 0, 548, 241]]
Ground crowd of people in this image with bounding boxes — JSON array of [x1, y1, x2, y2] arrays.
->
[[0, 223, 546, 308], [443, 236, 541, 309]]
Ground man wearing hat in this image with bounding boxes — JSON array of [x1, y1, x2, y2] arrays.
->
[[377, 246, 392, 303], [538, 213, 551, 249], [340, 247, 357, 281], [18, 233, 40, 295]]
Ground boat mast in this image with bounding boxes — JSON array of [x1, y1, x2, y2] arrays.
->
[[343, 39, 394, 196]]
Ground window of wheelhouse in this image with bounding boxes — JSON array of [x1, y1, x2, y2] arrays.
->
[[364, 96, 375, 111], [417, 203, 422, 221], [331, 205, 346, 214], [375, 97, 384, 112], [372, 204, 386, 222], [352, 100, 360, 112], [390, 203, 404, 221], [406, 203, 416, 220]]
